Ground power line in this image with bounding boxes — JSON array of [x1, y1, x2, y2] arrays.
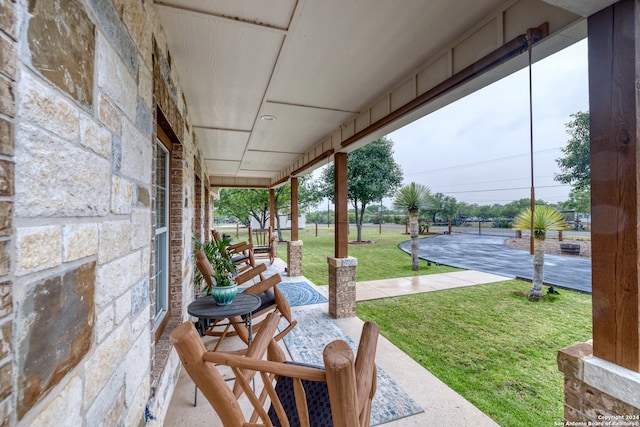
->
[[406, 147, 560, 176], [441, 184, 569, 195]]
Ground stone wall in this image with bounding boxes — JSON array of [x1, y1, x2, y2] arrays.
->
[[0, 0, 16, 425], [4, 1, 207, 426], [558, 342, 640, 423]]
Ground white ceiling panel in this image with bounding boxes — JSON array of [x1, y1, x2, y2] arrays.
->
[[241, 151, 300, 173], [157, 4, 284, 129], [267, 0, 503, 111], [249, 102, 355, 153], [195, 128, 249, 161], [205, 159, 241, 176]]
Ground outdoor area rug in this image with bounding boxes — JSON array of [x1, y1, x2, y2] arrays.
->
[[278, 282, 328, 307], [281, 308, 424, 426]]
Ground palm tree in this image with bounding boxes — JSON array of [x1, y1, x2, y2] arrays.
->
[[513, 205, 567, 301], [394, 183, 432, 270]]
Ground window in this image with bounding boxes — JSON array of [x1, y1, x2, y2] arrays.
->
[[154, 140, 169, 334]]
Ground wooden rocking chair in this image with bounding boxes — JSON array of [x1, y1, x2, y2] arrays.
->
[[248, 226, 277, 264], [170, 312, 380, 427], [211, 229, 256, 272], [194, 251, 297, 350]]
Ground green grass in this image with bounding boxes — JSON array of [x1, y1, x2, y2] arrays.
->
[[357, 281, 592, 427], [272, 225, 459, 286]]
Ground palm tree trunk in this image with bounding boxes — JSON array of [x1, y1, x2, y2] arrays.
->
[[410, 209, 419, 270], [529, 237, 545, 301]]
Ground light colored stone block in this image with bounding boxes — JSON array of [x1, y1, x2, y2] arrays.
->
[[86, 362, 125, 426], [19, 72, 79, 141], [98, 220, 132, 264], [95, 306, 115, 344], [584, 356, 640, 409], [97, 33, 137, 121], [121, 118, 152, 184], [138, 64, 153, 109], [15, 124, 110, 217], [95, 252, 141, 307], [80, 115, 112, 158], [115, 290, 131, 325], [111, 175, 134, 215], [130, 304, 149, 341], [29, 376, 83, 427], [16, 225, 61, 275], [125, 327, 150, 406], [99, 93, 122, 135], [84, 322, 131, 403], [131, 207, 151, 250], [63, 222, 98, 262]]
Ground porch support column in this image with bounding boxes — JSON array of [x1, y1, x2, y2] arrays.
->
[[287, 177, 302, 276], [269, 188, 277, 259], [558, 1, 640, 423], [589, 0, 639, 373], [269, 188, 275, 231], [328, 152, 357, 318]]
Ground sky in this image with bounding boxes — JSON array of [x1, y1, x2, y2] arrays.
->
[[388, 38, 589, 206]]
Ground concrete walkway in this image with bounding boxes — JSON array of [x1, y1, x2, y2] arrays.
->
[[399, 233, 592, 293]]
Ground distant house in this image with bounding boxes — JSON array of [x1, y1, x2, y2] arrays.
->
[[251, 214, 306, 230]]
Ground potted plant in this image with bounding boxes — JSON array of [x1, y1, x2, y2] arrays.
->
[[193, 235, 238, 305]]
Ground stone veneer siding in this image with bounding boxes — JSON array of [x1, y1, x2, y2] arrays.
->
[[0, 0, 16, 425], [287, 240, 303, 277], [2, 1, 209, 426], [558, 341, 640, 423]]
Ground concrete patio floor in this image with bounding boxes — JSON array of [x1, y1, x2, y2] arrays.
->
[[164, 260, 506, 426]]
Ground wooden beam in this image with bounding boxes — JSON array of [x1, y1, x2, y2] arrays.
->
[[290, 177, 299, 241], [269, 188, 275, 231], [589, 0, 640, 372], [334, 153, 348, 258]]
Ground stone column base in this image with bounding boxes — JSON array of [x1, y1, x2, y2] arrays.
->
[[558, 341, 640, 422], [327, 257, 357, 319], [287, 240, 303, 277]]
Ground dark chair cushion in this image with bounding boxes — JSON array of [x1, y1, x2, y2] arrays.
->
[[267, 362, 333, 427], [240, 288, 275, 319]]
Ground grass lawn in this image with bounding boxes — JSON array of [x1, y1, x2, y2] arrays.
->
[[357, 281, 592, 427], [272, 225, 459, 286]]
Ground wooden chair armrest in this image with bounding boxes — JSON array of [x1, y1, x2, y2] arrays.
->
[[235, 263, 267, 285], [204, 352, 327, 382]]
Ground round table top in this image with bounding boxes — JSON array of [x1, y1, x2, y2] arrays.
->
[[187, 293, 261, 319]]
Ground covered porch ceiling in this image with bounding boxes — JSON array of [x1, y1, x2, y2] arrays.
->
[[154, 0, 613, 189]]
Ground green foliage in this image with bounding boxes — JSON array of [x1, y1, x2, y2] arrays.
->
[[319, 137, 403, 241], [513, 205, 567, 240], [217, 175, 321, 230], [555, 111, 590, 190], [192, 235, 237, 291], [559, 186, 590, 214], [393, 182, 432, 213], [424, 192, 458, 221], [357, 280, 592, 427]]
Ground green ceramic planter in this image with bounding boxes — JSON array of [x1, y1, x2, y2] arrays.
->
[[210, 283, 238, 305]]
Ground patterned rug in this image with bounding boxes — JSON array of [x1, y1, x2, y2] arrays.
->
[[278, 282, 328, 307], [281, 308, 424, 426]]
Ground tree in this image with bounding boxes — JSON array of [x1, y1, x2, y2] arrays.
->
[[513, 205, 567, 302], [393, 183, 432, 271], [555, 111, 590, 190], [425, 193, 457, 222], [272, 176, 322, 240], [319, 137, 403, 242], [559, 186, 590, 215], [216, 189, 270, 228]]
